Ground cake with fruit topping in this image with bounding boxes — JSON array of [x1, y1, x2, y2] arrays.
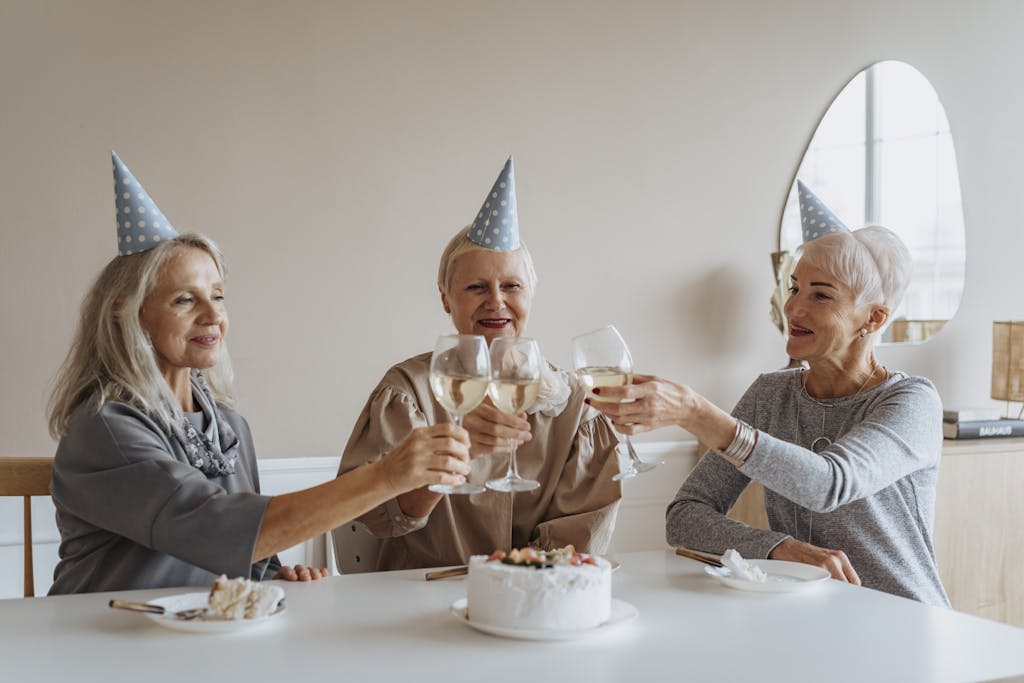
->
[[466, 546, 612, 631]]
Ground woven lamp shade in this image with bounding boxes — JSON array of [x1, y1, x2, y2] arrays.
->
[[992, 321, 1024, 401]]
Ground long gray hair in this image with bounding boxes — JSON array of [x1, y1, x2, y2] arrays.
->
[[47, 233, 235, 439]]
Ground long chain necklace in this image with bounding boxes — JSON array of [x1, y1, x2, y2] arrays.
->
[[800, 361, 885, 453], [793, 360, 888, 542]]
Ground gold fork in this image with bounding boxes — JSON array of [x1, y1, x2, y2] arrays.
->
[[109, 599, 208, 620], [424, 566, 468, 581], [674, 547, 724, 568]]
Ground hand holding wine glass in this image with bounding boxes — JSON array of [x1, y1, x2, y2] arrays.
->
[[428, 334, 491, 494], [485, 337, 543, 492], [571, 325, 661, 481]]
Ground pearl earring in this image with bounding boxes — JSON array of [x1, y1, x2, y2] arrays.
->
[[859, 328, 867, 338]]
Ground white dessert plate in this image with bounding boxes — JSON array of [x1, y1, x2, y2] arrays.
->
[[449, 598, 638, 641], [703, 560, 829, 593], [141, 592, 286, 633]]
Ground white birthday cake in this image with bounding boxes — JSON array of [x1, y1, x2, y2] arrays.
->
[[466, 546, 612, 631]]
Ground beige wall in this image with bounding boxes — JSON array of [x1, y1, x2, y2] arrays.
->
[[1, 0, 1021, 460]]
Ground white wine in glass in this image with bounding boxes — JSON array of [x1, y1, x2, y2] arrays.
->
[[430, 374, 490, 416], [485, 337, 543, 493], [571, 325, 661, 481], [428, 334, 491, 494], [576, 367, 632, 398], [488, 378, 541, 415]]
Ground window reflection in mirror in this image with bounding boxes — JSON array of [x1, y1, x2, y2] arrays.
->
[[777, 60, 965, 344]]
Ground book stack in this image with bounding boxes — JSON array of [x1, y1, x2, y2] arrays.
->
[[942, 408, 1024, 439]]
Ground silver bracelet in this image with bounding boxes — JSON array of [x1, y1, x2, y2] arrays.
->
[[723, 419, 756, 462]]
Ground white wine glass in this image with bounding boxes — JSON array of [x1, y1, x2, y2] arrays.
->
[[485, 336, 543, 492], [428, 334, 491, 494], [571, 325, 662, 481]]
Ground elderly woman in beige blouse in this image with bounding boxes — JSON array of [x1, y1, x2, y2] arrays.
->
[[337, 159, 621, 570]]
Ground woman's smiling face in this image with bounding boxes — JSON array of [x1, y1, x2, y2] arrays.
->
[[139, 246, 228, 384], [440, 248, 532, 344], [784, 259, 870, 364]]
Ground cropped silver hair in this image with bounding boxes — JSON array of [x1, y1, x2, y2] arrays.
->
[[798, 226, 913, 314]]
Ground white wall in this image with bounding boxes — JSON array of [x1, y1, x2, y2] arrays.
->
[[1, 0, 1022, 465]]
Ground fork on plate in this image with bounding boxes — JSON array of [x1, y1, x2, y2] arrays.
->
[[109, 599, 208, 620]]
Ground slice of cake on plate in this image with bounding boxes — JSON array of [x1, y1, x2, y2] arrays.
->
[[208, 575, 285, 620]]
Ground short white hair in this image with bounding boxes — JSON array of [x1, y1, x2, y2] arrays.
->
[[798, 226, 912, 313], [436, 225, 538, 293]]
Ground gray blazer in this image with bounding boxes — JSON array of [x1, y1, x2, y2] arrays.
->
[[49, 400, 278, 595]]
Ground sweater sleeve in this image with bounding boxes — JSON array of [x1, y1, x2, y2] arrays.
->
[[739, 377, 943, 513], [665, 378, 791, 558]]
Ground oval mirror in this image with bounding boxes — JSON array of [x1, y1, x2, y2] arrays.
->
[[774, 60, 965, 344]]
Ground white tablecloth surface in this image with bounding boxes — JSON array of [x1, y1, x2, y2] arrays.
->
[[3, 550, 1023, 682]]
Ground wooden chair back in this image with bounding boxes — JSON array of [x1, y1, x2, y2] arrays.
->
[[0, 457, 55, 597]]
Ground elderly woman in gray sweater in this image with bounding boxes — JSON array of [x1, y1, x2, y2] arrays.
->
[[589, 224, 949, 606]]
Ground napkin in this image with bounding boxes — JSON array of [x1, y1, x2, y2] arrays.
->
[[721, 549, 767, 583]]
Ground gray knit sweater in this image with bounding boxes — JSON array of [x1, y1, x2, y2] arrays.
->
[[666, 368, 950, 606]]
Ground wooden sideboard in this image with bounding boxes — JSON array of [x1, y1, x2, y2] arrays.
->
[[934, 437, 1024, 626], [723, 438, 1024, 627]]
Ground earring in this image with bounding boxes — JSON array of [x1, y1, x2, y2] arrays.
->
[[859, 328, 867, 338]]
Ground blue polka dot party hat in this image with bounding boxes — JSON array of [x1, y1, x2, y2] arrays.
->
[[112, 151, 179, 255], [797, 180, 850, 243], [468, 156, 520, 251]]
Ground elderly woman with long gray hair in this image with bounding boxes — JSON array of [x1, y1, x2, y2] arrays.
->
[[587, 182, 949, 606], [46, 154, 471, 594]]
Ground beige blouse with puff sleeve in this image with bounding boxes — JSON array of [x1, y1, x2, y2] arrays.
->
[[338, 352, 622, 571]]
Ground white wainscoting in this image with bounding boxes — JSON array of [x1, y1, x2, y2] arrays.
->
[[0, 441, 700, 599]]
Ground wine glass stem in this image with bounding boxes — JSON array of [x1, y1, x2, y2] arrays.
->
[[623, 435, 641, 464], [505, 438, 520, 480]]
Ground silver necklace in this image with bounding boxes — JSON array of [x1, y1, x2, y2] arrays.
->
[[793, 362, 887, 542], [799, 362, 885, 453]]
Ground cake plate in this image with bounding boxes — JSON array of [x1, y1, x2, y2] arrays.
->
[[449, 598, 638, 641], [137, 592, 286, 634]]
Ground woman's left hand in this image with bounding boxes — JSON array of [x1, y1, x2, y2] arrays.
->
[[586, 374, 691, 435], [462, 399, 531, 458], [275, 564, 329, 581]]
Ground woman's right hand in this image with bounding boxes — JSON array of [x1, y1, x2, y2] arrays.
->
[[586, 373, 693, 434], [377, 424, 471, 495], [588, 373, 739, 453], [769, 538, 861, 585], [462, 399, 531, 458]]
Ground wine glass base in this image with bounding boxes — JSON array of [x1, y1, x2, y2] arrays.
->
[[613, 460, 661, 481], [428, 482, 487, 495], [485, 477, 541, 493]]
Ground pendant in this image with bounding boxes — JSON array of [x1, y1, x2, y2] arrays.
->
[[811, 436, 832, 453]]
